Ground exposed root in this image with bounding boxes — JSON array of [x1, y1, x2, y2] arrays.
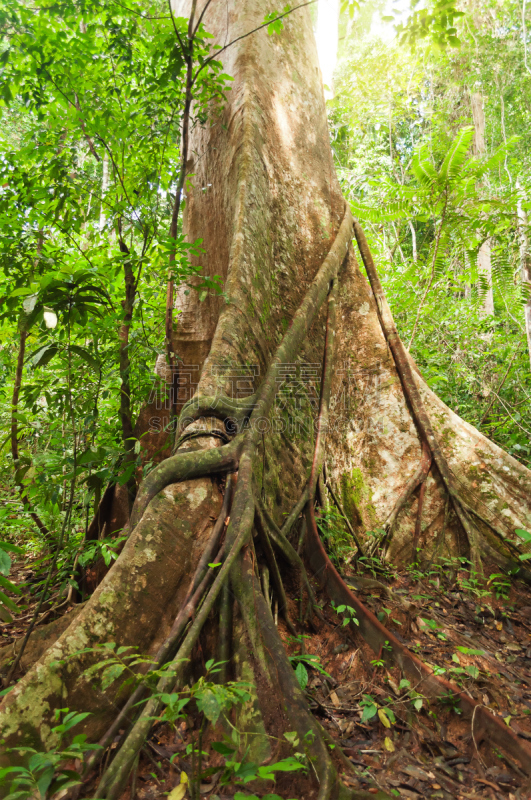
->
[[380, 440, 431, 555], [234, 550, 397, 800], [129, 437, 241, 529], [308, 279, 336, 500], [233, 549, 340, 800], [304, 494, 531, 776], [280, 488, 310, 539], [177, 393, 257, 435], [257, 499, 325, 622], [183, 478, 231, 600], [218, 579, 232, 684], [412, 468, 428, 556], [83, 490, 232, 778], [255, 505, 297, 635], [95, 492, 255, 799]]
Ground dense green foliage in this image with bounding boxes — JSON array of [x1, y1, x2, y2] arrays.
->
[[331, 0, 531, 466], [0, 0, 230, 611]]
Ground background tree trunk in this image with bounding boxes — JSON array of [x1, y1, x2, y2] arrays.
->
[[517, 182, 531, 371], [471, 91, 495, 317]]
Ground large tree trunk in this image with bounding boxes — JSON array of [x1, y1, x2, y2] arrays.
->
[[2, 1, 531, 794]]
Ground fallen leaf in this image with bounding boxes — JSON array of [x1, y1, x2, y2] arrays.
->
[[386, 674, 399, 695], [384, 736, 395, 752], [168, 785, 187, 800], [378, 708, 391, 728], [402, 764, 432, 782], [330, 690, 340, 707]]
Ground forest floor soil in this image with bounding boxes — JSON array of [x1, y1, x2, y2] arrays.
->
[[2, 550, 531, 800]]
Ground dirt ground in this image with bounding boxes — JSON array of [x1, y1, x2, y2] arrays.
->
[[2, 548, 531, 800]]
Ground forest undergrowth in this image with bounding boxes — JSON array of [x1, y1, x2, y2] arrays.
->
[[2, 519, 531, 800]]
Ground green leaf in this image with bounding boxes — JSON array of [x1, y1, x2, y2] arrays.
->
[[465, 665, 480, 679], [36, 766, 55, 799], [196, 688, 221, 724], [0, 591, 19, 614], [0, 575, 21, 595], [0, 542, 23, 555], [69, 345, 100, 371], [438, 126, 474, 182], [294, 661, 308, 690], [211, 741, 235, 757], [27, 343, 59, 369], [100, 664, 125, 691], [0, 767, 29, 780], [258, 757, 306, 777], [360, 702, 378, 722], [0, 550, 11, 576], [264, 5, 290, 35]]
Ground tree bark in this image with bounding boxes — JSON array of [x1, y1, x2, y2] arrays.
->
[[517, 181, 531, 371], [98, 153, 109, 231], [2, 0, 531, 784], [117, 233, 137, 508], [471, 91, 494, 317]]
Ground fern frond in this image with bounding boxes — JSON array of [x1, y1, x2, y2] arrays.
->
[[350, 199, 412, 224], [438, 126, 474, 183], [411, 144, 438, 188], [474, 136, 520, 181], [491, 243, 516, 287], [432, 232, 450, 278]]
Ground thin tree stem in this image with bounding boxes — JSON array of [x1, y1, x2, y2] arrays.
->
[[408, 205, 446, 350]]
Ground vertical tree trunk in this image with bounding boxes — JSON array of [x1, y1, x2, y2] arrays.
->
[[517, 183, 531, 371], [471, 91, 494, 316], [10, 330, 27, 469], [99, 153, 109, 230], [117, 235, 137, 508]]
